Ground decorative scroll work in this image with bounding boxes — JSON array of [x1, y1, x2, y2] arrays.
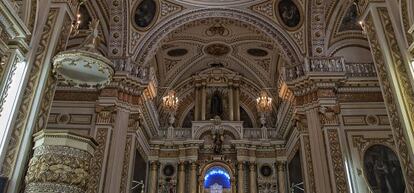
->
[[365, 12, 414, 192], [302, 135, 316, 193], [25, 146, 93, 193], [326, 129, 348, 193], [88, 128, 109, 193], [120, 135, 133, 193]]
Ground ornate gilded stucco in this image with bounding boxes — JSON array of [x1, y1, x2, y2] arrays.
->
[[365, 11, 414, 192]]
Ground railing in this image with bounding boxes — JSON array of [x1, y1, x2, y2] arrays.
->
[[285, 57, 377, 81], [157, 128, 192, 139], [157, 127, 278, 140], [345, 63, 377, 77]]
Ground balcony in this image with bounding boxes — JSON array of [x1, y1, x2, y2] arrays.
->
[[285, 57, 377, 82]]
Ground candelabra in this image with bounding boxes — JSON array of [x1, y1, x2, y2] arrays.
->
[[256, 90, 272, 140], [163, 90, 179, 139]]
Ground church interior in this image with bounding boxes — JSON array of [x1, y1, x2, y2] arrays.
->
[[0, 0, 414, 193]]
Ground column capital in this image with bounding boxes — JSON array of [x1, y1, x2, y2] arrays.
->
[[237, 161, 244, 170], [150, 161, 159, 170], [248, 162, 256, 171], [276, 161, 286, 171], [178, 161, 185, 171]]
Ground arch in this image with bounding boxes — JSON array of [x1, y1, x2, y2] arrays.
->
[[194, 124, 242, 140], [198, 161, 236, 193], [132, 8, 303, 67]]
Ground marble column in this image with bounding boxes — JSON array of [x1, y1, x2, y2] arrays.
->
[[194, 86, 200, 121], [234, 86, 240, 121], [237, 162, 244, 193], [277, 161, 287, 193], [201, 85, 206, 120], [249, 162, 257, 193], [24, 130, 97, 193], [228, 85, 234, 121], [189, 161, 197, 193], [177, 162, 186, 193], [149, 161, 159, 193]]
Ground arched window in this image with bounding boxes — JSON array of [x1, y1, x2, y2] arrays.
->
[[0, 52, 27, 161]]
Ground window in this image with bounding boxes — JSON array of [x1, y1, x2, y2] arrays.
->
[[0, 60, 27, 157]]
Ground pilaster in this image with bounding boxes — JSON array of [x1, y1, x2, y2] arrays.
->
[[359, 2, 414, 192], [104, 107, 130, 193], [1, 1, 76, 192], [276, 161, 287, 193], [248, 162, 257, 193]]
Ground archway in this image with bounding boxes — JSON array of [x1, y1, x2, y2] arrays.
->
[[132, 8, 303, 67], [199, 162, 236, 193]]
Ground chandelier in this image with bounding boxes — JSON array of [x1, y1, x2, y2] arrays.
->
[[163, 90, 179, 113], [256, 91, 272, 113]]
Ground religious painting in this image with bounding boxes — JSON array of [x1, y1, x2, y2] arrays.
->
[[134, 0, 157, 30], [363, 145, 405, 193], [277, 0, 302, 29], [338, 3, 362, 31], [288, 151, 303, 193]]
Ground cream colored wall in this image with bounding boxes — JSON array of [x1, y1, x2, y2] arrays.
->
[[338, 102, 392, 193]]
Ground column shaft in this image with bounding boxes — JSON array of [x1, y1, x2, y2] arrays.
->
[[177, 162, 186, 193], [194, 86, 200, 121], [249, 162, 257, 193], [228, 86, 234, 121], [189, 162, 197, 193], [149, 161, 159, 193], [237, 162, 244, 193], [277, 161, 287, 193], [201, 85, 206, 120], [234, 87, 240, 121]]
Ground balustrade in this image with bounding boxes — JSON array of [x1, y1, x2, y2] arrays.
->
[[157, 127, 278, 140], [285, 57, 377, 81]]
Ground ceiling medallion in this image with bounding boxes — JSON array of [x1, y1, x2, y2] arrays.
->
[[133, 0, 158, 30], [276, 0, 302, 30], [247, 48, 269, 57], [204, 43, 231, 56], [167, 48, 188, 57], [53, 20, 114, 89]]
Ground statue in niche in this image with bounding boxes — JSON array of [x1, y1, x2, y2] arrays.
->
[[212, 116, 224, 155], [210, 91, 223, 118], [212, 129, 224, 155]]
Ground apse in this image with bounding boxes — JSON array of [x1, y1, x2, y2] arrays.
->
[[204, 166, 231, 189]]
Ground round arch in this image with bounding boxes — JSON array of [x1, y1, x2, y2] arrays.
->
[[198, 161, 236, 193], [132, 8, 303, 67]]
